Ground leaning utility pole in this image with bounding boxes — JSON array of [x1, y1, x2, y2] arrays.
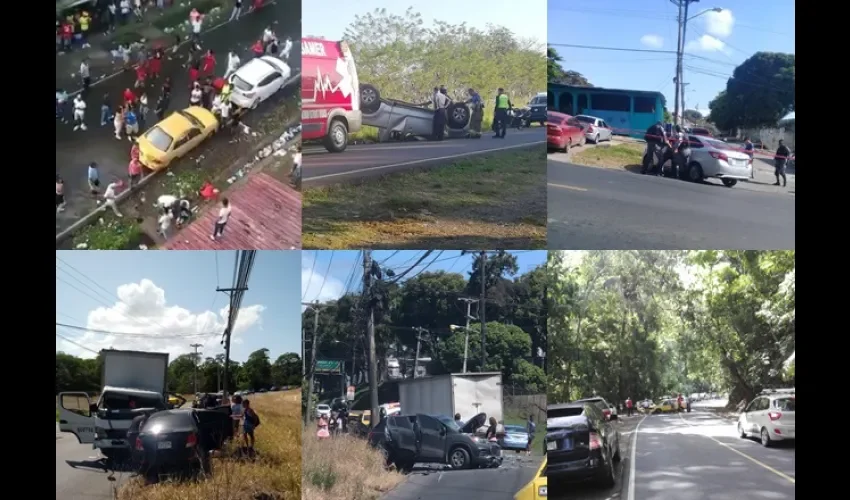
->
[[673, 0, 684, 126], [680, 0, 695, 121], [457, 298, 479, 373], [412, 327, 428, 378], [365, 250, 380, 428], [190, 343, 203, 393], [302, 300, 323, 425], [479, 251, 487, 371]]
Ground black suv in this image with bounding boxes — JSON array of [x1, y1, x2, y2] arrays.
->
[[369, 413, 502, 472], [528, 92, 548, 126], [547, 402, 621, 487]]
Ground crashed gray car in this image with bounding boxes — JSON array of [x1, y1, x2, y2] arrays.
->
[[359, 84, 471, 140]]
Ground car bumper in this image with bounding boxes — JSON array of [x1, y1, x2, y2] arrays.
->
[[471, 443, 503, 467], [500, 439, 529, 450], [229, 93, 255, 109], [707, 159, 752, 179], [547, 137, 566, 149], [547, 454, 609, 481], [768, 423, 795, 440]]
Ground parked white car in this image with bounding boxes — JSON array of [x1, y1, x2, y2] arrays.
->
[[229, 56, 294, 109], [316, 403, 331, 419], [574, 115, 613, 143], [737, 388, 795, 447], [684, 135, 752, 187]]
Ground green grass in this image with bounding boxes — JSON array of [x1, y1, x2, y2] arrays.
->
[[303, 149, 547, 249], [568, 142, 645, 170], [71, 214, 145, 250]]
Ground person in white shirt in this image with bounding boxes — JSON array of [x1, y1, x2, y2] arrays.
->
[[157, 209, 173, 239], [211, 197, 231, 241], [230, 395, 244, 438], [280, 37, 293, 61], [189, 82, 203, 106], [102, 181, 123, 217], [291, 149, 302, 179], [156, 194, 178, 210], [79, 59, 91, 93], [73, 95, 87, 131], [225, 51, 240, 79]]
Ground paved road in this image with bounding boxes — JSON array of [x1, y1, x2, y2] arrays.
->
[[554, 410, 795, 500], [548, 159, 795, 250], [56, 423, 132, 500], [382, 454, 543, 500], [303, 128, 545, 185], [55, 0, 300, 234]]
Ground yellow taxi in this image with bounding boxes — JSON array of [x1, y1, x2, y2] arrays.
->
[[137, 107, 219, 171], [655, 399, 677, 413], [515, 457, 547, 500]]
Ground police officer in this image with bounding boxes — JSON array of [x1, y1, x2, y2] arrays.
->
[[466, 88, 484, 138], [493, 88, 512, 138], [641, 120, 669, 175]]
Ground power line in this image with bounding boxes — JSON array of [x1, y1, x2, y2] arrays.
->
[[315, 250, 335, 300], [403, 251, 445, 281], [302, 250, 318, 301], [55, 322, 216, 338], [388, 251, 434, 283], [550, 42, 677, 55], [56, 331, 99, 354]]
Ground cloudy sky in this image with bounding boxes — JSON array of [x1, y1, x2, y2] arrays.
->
[[56, 251, 302, 362], [301, 250, 548, 305]]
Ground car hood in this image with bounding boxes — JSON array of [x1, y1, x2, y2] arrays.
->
[[461, 413, 487, 434]]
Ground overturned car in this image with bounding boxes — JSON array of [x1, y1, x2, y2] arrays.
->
[[359, 84, 472, 141]]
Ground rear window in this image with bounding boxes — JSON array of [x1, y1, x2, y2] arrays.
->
[[548, 406, 584, 419], [231, 75, 254, 92], [566, 118, 582, 127], [575, 116, 595, 124], [144, 126, 173, 152], [774, 397, 795, 411], [146, 410, 196, 427]]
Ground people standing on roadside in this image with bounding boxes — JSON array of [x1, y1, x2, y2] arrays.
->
[[157, 208, 173, 239], [426, 87, 450, 141], [211, 197, 232, 241], [56, 88, 69, 123], [201, 78, 214, 109], [128, 157, 142, 187], [123, 87, 136, 108], [465, 88, 483, 138], [188, 58, 201, 88], [774, 139, 790, 187], [161, 77, 172, 99], [154, 93, 168, 120], [454, 413, 464, 427], [230, 0, 242, 21], [149, 48, 163, 80], [251, 39, 264, 59], [202, 49, 217, 78], [190, 9, 204, 43], [189, 82, 203, 106], [242, 399, 260, 451], [317, 413, 330, 439], [79, 59, 91, 95], [56, 175, 67, 213], [492, 88, 512, 139], [79, 11, 91, 48], [138, 93, 149, 129], [100, 93, 113, 127], [107, 2, 117, 31], [225, 51, 240, 79], [625, 397, 633, 417], [281, 37, 293, 61], [102, 180, 124, 217], [744, 138, 755, 179], [124, 106, 139, 141], [60, 20, 73, 52], [87, 162, 100, 196], [525, 414, 536, 456], [119, 0, 131, 24], [113, 106, 125, 140], [262, 26, 275, 52], [230, 395, 244, 439], [73, 94, 88, 131]]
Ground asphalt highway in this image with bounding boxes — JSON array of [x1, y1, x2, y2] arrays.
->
[[548, 159, 795, 250], [56, 423, 131, 500], [382, 454, 543, 500], [303, 128, 545, 185]]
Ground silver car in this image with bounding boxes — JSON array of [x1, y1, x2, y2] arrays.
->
[[574, 115, 613, 143], [684, 135, 752, 187]]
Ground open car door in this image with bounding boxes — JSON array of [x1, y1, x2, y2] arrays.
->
[[57, 392, 96, 444], [386, 415, 418, 462], [196, 407, 234, 450]]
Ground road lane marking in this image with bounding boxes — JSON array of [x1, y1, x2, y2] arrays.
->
[[677, 412, 795, 484], [547, 182, 588, 192], [627, 414, 648, 500], [304, 141, 544, 182]]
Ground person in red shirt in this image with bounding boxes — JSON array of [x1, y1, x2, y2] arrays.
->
[[134, 63, 147, 90], [130, 142, 140, 162], [148, 50, 163, 80], [202, 49, 216, 77], [61, 22, 73, 52], [251, 39, 264, 59], [123, 88, 136, 107], [128, 158, 143, 187], [252, 0, 263, 11], [625, 397, 633, 417], [188, 59, 200, 87]]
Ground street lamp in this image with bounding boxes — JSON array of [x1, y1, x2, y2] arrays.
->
[[689, 7, 723, 22]]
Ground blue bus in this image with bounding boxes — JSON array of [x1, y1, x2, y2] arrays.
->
[[548, 84, 666, 139]]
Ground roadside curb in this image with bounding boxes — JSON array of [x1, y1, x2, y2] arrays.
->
[[56, 121, 300, 246]]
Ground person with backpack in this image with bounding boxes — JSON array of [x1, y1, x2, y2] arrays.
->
[[242, 398, 260, 451]]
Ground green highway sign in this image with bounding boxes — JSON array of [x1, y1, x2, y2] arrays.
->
[[316, 360, 342, 373]]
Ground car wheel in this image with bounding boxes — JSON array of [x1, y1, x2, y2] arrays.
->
[[760, 427, 773, 447], [687, 162, 704, 182], [394, 460, 414, 474], [324, 119, 349, 153], [612, 443, 622, 462], [599, 457, 616, 487], [722, 179, 737, 187], [449, 446, 471, 469], [738, 423, 747, 439], [360, 84, 381, 114], [593, 134, 599, 143], [447, 103, 471, 129]]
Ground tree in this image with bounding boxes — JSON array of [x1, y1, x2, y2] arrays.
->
[[548, 46, 566, 82], [708, 52, 795, 130], [663, 108, 672, 123], [683, 109, 703, 122], [344, 8, 545, 105], [242, 348, 273, 390], [272, 352, 302, 386]]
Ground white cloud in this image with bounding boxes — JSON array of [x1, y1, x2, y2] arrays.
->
[[640, 34, 664, 49], [685, 34, 726, 53], [57, 279, 264, 360], [301, 255, 346, 307], [703, 9, 735, 38]]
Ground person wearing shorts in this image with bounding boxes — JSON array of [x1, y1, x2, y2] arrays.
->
[[242, 399, 257, 450], [56, 176, 66, 213], [525, 414, 536, 456]]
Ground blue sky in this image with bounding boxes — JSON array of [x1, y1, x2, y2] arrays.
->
[[548, 0, 795, 117], [56, 251, 301, 362], [303, 0, 546, 49], [302, 251, 547, 304]]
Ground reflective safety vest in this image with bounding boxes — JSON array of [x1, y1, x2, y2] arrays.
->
[[496, 94, 509, 109]]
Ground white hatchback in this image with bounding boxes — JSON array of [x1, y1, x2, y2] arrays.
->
[[737, 389, 795, 447], [229, 56, 293, 109]]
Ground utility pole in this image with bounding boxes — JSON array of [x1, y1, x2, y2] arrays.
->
[[365, 250, 380, 428], [217, 250, 255, 402], [673, 0, 684, 126], [412, 327, 428, 378], [479, 251, 487, 371], [680, 0, 694, 122], [302, 300, 323, 425], [190, 343, 203, 393], [457, 298, 479, 373]]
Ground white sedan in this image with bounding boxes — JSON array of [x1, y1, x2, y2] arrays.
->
[[229, 56, 293, 109]]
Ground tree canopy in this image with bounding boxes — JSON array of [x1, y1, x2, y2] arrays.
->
[[56, 349, 302, 395], [707, 52, 795, 130], [344, 8, 546, 104], [548, 46, 592, 86], [548, 251, 795, 410], [305, 252, 546, 394]]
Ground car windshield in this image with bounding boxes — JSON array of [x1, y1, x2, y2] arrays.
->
[[231, 74, 254, 92], [548, 406, 583, 419], [575, 116, 596, 124], [432, 414, 460, 431], [144, 126, 173, 152], [317, 405, 330, 410], [775, 397, 795, 411]]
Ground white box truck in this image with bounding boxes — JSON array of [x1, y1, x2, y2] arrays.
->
[[397, 372, 504, 424], [57, 349, 170, 459]]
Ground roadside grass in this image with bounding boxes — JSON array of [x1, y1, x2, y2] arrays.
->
[[567, 142, 645, 172], [302, 149, 547, 249], [116, 391, 301, 500], [302, 431, 403, 500]]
